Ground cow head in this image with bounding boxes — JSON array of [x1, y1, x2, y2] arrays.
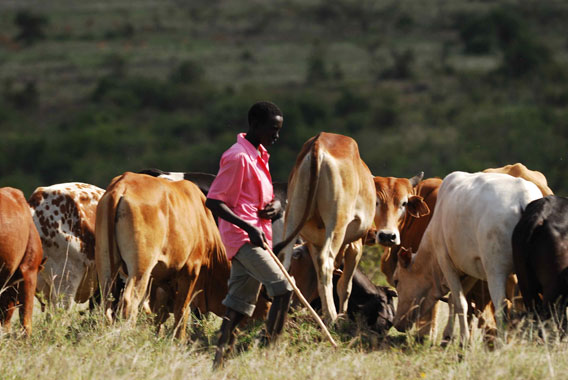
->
[[362, 285, 397, 334], [392, 247, 442, 332], [373, 173, 430, 247]]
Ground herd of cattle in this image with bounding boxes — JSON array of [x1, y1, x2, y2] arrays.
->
[[1, 131, 567, 346]]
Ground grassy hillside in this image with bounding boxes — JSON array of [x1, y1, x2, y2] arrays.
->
[[0, 0, 567, 195]]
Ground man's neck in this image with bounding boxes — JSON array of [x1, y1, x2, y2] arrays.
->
[[245, 133, 260, 149]]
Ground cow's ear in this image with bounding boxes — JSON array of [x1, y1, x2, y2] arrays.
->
[[398, 247, 414, 268], [407, 195, 430, 218], [409, 172, 424, 187]]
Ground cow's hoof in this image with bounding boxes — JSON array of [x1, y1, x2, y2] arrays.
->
[[212, 347, 225, 370]]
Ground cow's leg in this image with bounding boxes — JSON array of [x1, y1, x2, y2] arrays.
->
[[417, 301, 439, 340], [437, 253, 469, 342], [0, 286, 17, 332], [18, 267, 38, 336], [485, 273, 508, 333], [336, 240, 363, 315], [309, 242, 337, 325], [173, 267, 200, 341], [121, 270, 152, 322], [151, 284, 171, 331]]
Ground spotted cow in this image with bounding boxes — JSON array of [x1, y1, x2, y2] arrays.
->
[[28, 183, 104, 308]]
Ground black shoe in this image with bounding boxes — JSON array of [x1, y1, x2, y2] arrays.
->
[[212, 308, 244, 370]]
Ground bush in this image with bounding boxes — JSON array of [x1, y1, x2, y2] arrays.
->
[[380, 48, 414, 80], [334, 89, 369, 117], [169, 60, 205, 85], [3, 80, 39, 109], [14, 10, 48, 46], [306, 40, 329, 84]]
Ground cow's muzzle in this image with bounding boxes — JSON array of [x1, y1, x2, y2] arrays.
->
[[377, 230, 400, 246]]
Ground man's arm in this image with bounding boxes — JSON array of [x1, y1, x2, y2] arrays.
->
[[205, 198, 266, 247]]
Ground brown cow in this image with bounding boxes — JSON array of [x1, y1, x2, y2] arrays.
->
[[274, 132, 428, 325], [95, 172, 268, 339], [274, 133, 376, 325], [138, 168, 289, 245], [0, 187, 43, 336], [28, 183, 104, 308]]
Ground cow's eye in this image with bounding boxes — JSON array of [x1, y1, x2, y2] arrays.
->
[[394, 280, 399, 287], [401, 201, 407, 208]]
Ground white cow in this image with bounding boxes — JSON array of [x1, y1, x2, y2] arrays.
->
[[28, 183, 104, 308], [393, 171, 542, 341]]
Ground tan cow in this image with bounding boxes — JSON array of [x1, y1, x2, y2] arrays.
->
[[95, 172, 236, 339], [0, 187, 43, 336], [483, 162, 553, 196], [28, 183, 104, 308], [274, 132, 428, 324]]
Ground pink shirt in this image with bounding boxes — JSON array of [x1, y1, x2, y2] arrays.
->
[[208, 133, 274, 259]]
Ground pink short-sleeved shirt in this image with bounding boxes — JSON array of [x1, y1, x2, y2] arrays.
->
[[207, 133, 274, 259]]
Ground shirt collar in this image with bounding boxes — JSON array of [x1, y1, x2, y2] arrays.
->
[[237, 133, 269, 161]]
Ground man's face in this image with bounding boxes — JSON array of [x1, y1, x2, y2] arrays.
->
[[258, 115, 283, 147]]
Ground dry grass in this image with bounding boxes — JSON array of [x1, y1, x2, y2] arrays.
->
[[2, 302, 568, 380]]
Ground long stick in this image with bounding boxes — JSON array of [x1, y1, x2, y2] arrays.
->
[[264, 243, 338, 348]]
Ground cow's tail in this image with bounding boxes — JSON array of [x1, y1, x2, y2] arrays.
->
[[274, 133, 322, 266], [95, 176, 127, 320]]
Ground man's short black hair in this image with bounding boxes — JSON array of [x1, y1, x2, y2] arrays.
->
[[248, 101, 283, 128]]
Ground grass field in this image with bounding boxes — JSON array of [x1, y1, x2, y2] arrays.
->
[[2, 247, 568, 380], [2, 301, 568, 380]]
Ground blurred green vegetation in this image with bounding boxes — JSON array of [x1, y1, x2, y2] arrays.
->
[[0, 0, 566, 197]]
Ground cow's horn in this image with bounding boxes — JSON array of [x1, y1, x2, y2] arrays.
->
[[409, 172, 424, 187]]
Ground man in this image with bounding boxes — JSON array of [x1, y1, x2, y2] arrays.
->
[[206, 101, 293, 369]]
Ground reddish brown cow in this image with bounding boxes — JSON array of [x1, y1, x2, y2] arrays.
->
[[0, 187, 43, 335], [96, 173, 268, 338]]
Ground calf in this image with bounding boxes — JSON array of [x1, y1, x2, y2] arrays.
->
[[28, 183, 104, 308], [289, 243, 396, 333], [0, 187, 43, 335], [512, 195, 568, 320], [393, 172, 542, 341]]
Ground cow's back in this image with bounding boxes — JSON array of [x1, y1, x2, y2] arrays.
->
[[114, 173, 222, 275], [483, 163, 553, 196]]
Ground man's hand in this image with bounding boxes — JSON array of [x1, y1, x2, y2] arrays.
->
[[258, 199, 282, 220], [246, 225, 267, 248]]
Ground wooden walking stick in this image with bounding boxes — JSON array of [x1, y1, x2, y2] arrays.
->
[[264, 243, 338, 348]]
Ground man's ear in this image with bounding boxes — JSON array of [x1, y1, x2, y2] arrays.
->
[[398, 247, 414, 269], [407, 195, 430, 218]]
